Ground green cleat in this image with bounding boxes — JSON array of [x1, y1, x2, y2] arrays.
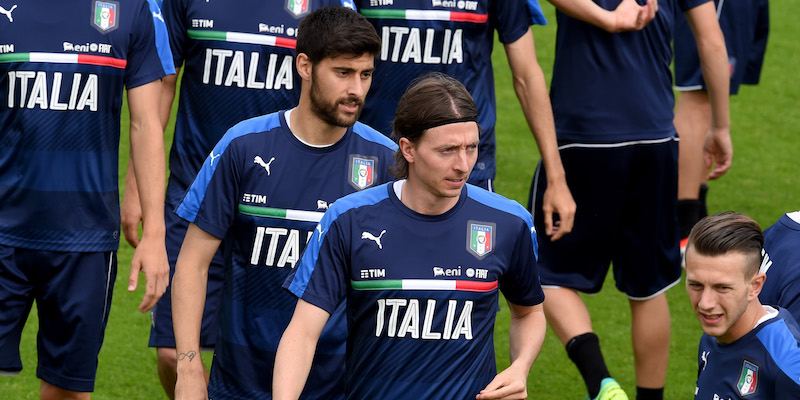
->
[[586, 378, 629, 400]]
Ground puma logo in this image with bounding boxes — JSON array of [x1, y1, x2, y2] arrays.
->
[[361, 230, 386, 249], [0, 5, 17, 23], [152, 10, 164, 23], [208, 151, 221, 166], [254, 156, 275, 175]]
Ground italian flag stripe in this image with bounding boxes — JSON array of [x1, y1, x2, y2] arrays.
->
[[188, 30, 297, 49], [352, 279, 498, 292], [238, 205, 323, 222], [0, 52, 126, 68], [361, 9, 488, 23]]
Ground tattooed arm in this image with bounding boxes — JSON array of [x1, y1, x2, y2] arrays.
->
[[172, 224, 222, 400]]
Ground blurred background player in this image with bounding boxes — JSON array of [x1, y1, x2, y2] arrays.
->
[[0, 0, 173, 398], [355, 0, 576, 241], [275, 73, 546, 400], [674, 0, 770, 243], [758, 211, 800, 320], [528, 0, 730, 398], [685, 211, 800, 399], [120, 0, 360, 397], [170, 7, 395, 400]]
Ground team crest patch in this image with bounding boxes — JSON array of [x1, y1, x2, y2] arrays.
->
[[285, 0, 310, 17], [737, 360, 758, 396], [348, 155, 376, 190], [92, 0, 119, 33], [467, 221, 495, 260]]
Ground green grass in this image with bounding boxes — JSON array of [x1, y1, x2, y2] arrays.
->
[[3, 2, 798, 398]]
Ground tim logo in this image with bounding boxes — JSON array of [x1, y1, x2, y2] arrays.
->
[[467, 221, 495, 260], [92, 0, 119, 33], [360, 269, 385, 279]]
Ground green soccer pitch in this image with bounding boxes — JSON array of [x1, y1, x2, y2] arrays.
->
[[3, 2, 798, 398]]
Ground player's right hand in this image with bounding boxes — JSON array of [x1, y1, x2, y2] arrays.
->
[[611, 0, 658, 32]]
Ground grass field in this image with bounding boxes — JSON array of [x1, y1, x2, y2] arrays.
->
[[3, 2, 798, 398]]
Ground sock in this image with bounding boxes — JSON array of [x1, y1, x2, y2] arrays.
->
[[566, 333, 610, 399], [636, 386, 664, 400], [699, 183, 710, 218], [677, 199, 701, 239]]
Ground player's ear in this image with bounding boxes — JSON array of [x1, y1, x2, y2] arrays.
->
[[398, 137, 415, 164], [748, 272, 766, 300], [296, 53, 312, 81]]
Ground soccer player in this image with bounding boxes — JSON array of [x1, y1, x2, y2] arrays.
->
[[274, 73, 546, 400], [527, 0, 730, 398], [354, 0, 576, 241], [0, 0, 173, 398], [685, 211, 800, 398], [759, 211, 800, 320], [119, 0, 360, 397], [673, 0, 770, 240], [170, 7, 395, 399]]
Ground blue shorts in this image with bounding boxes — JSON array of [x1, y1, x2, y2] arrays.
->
[[674, 0, 769, 94], [0, 246, 116, 392], [528, 137, 682, 299], [148, 202, 224, 348]]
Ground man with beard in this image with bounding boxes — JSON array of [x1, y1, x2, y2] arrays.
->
[[169, 7, 396, 399], [125, 1, 359, 397]]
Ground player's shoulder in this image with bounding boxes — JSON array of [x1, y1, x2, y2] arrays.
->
[[465, 185, 533, 225], [327, 182, 392, 218], [351, 122, 398, 151], [215, 111, 284, 150], [757, 308, 800, 370]]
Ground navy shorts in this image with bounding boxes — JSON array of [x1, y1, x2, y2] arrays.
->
[[148, 202, 224, 348], [528, 138, 682, 299], [0, 246, 116, 392], [674, 0, 769, 94]]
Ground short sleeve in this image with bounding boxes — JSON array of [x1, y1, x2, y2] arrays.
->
[[175, 134, 242, 239], [498, 218, 543, 306], [161, 0, 188, 66], [284, 210, 351, 315], [124, 0, 171, 88]]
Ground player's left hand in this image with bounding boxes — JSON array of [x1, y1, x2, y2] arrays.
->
[[120, 186, 143, 248], [129, 233, 169, 313], [542, 178, 576, 241], [476, 365, 528, 399], [703, 126, 732, 180]]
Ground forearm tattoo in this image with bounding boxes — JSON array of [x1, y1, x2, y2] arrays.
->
[[177, 350, 197, 362]]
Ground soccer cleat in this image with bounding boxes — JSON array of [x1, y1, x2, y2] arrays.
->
[[587, 378, 629, 400], [680, 237, 689, 267]]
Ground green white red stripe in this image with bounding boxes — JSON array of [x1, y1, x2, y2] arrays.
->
[[238, 205, 323, 222], [188, 30, 296, 49], [360, 9, 488, 23], [352, 279, 498, 292], [0, 52, 126, 68]]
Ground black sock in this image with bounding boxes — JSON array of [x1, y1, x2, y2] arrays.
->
[[566, 333, 610, 399], [636, 386, 663, 400], [699, 183, 710, 218], [677, 199, 701, 239]]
